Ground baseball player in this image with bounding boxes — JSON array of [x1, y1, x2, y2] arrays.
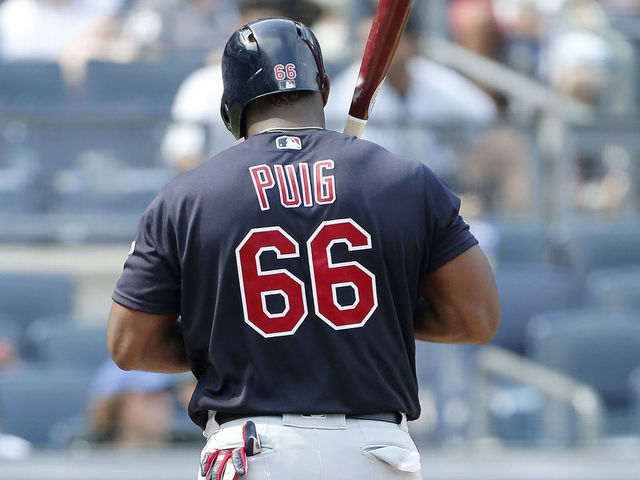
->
[[107, 17, 500, 479]]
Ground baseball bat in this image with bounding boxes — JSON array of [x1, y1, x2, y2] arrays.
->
[[343, 0, 414, 138]]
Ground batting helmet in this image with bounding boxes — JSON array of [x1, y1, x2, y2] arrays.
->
[[220, 17, 328, 139]]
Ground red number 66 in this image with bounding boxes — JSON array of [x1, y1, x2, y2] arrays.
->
[[235, 219, 378, 338], [274, 63, 297, 81]]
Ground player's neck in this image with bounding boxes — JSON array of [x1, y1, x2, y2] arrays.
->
[[248, 120, 326, 137], [245, 95, 326, 138]]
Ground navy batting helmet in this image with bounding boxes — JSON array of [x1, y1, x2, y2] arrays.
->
[[220, 17, 327, 139]]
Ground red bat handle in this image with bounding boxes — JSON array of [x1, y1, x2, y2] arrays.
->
[[348, 0, 414, 123]]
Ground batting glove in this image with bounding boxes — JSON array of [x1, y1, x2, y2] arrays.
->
[[201, 420, 262, 480]]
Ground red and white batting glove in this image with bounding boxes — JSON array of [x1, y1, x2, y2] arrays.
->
[[200, 421, 262, 480]]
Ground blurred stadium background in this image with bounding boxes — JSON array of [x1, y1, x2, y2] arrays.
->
[[1, 0, 640, 478]]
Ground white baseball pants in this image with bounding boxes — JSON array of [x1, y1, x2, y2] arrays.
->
[[198, 413, 422, 479]]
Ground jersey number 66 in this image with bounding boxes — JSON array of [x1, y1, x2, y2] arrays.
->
[[235, 218, 378, 338]]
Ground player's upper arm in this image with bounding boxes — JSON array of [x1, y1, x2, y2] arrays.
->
[[417, 245, 500, 344], [107, 300, 180, 371]]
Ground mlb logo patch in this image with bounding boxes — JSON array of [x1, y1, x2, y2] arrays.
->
[[276, 136, 302, 150], [279, 79, 296, 90]]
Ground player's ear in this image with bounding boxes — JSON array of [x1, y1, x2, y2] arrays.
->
[[321, 74, 330, 106]]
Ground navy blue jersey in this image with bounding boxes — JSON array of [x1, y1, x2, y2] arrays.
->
[[113, 129, 477, 429]]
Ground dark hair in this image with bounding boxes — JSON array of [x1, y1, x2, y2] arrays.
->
[[265, 91, 311, 107]]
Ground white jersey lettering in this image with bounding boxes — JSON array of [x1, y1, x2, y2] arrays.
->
[[314, 160, 336, 205], [250, 160, 336, 210], [274, 164, 302, 208], [299, 162, 313, 207], [250, 165, 276, 211]]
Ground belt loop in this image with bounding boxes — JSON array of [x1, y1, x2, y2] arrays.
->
[[399, 412, 408, 432], [282, 413, 347, 429], [203, 410, 220, 438]]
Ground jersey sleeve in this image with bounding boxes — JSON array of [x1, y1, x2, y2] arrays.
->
[[112, 195, 181, 314], [423, 165, 478, 273]]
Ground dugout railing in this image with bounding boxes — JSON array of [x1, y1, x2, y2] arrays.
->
[[470, 346, 604, 448]]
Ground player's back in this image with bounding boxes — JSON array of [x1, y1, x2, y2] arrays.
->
[[160, 129, 473, 428]]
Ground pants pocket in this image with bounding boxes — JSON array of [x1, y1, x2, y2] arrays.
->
[[197, 444, 276, 480], [362, 444, 421, 473]]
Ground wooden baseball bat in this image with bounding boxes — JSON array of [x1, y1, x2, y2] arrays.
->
[[343, 0, 414, 138]]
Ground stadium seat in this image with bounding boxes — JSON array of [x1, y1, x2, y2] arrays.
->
[[0, 366, 94, 445], [490, 264, 581, 354], [0, 314, 22, 344], [629, 366, 640, 435], [549, 219, 640, 279], [85, 59, 202, 110], [28, 317, 109, 368], [0, 273, 74, 324], [0, 212, 141, 244], [0, 167, 42, 214], [584, 266, 640, 309], [51, 167, 175, 216], [47, 212, 141, 245], [486, 219, 550, 265], [525, 308, 640, 436], [28, 112, 171, 175], [0, 213, 51, 244], [0, 61, 66, 109]]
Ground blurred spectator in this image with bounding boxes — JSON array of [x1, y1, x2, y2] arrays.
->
[[457, 124, 536, 219], [88, 359, 178, 448], [450, 0, 632, 220], [0, 0, 124, 85], [115, 0, 238, 61], [161, 0, 324, 172], [490, 0, 615, 82], [0, 338, 20, 370], [0, 334, 30, 458], [571, 146, 633, 215], [540, 29, 613, 105], [563, 0, 609, 27], [0, 317, 23, 370], [599, 0, 640, 29], [447, 0, 507, 110], [448, 0, 504, 61], [0, 431, 32, 459], [491, 0, 541, 76], [176, 374, 197, 410], [455, 123, 537, 259], [325, 12, 497, 177], [534, 11, 630, 216], [0, 0, 123, 61]]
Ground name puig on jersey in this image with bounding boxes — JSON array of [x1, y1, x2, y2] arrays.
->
[[249, 160, 336, 211]]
